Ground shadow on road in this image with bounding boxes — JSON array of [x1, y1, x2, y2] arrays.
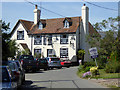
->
[[19, 80, 47, 90]]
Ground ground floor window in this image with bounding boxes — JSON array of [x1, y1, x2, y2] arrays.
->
[[34, 49, 41, 58], [60, 48, 68, 58], [47, 49, 55, 57]]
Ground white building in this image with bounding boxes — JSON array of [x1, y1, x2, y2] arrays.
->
[[11, 4, 96, 63]]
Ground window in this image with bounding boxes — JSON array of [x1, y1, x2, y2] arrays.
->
[[64, 20, 69, 28], [43, 36, 46, 45], [60, 34, 68, 44], [34, 35, 42, 45], [17, 31, 24, 40], [48, 35, 52, 45], [47, 49, 55, 57], [34, 49, 41, 56], [39, 22, 43, 30], [60, 48, 68, 58]]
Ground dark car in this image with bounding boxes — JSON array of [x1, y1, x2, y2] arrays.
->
[[0, 66, 18, 89], [19, 55, 37, 72], [36, 58, 48, 71], [13, 60, 25, 83], [60, 59, 71, 68], [46, 57, 62, 69], [8, 61, 22, 87]]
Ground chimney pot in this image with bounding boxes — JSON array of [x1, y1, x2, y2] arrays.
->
[[35, 5, 38, 9]]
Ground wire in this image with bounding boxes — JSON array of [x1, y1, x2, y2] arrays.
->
[[24, 0, 65, 17], [82, 0, 117, 11]]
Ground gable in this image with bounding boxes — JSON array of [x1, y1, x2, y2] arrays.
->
[[10, 19, 34, 37]]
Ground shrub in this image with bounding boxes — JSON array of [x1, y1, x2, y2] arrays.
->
[[105, 52, 120, 73], [97, 55, 107, 69], [90, 66, 99, 76], [105, 60, 120, 73], [84, 66, 91, 72], [83, 61, 96, 68], [82, 71, 91, 78]]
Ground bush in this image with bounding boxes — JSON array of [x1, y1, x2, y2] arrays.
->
[[97, 55, 107, 69], [83, 61, 96, 68], [105, 60, 120, 73], [105, 52, 120, 73], [84, 66, 91, 72], [90, 66, 99, 76], [82, 71, 91, 78], [78, 62, 95, 73]]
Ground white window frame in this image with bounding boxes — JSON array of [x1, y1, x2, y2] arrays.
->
[[39, 22, 43, 30], [64, 20, 69, 28], [34, 35, 42, 45]]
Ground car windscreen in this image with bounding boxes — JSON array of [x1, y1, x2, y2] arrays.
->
[[1, 68, 10, 82], [39, 59, 47, 62], [51, 58, 60, 61]]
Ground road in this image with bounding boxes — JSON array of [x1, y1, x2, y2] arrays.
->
[[21, 66, 108, 89]]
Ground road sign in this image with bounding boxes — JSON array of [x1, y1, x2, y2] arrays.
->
[[89, 47, 98, 59]]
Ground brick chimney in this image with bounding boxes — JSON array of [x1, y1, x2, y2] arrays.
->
[[34, 5, 41, 24]]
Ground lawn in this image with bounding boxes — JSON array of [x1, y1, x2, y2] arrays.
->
[[77, 69, 120, 79]]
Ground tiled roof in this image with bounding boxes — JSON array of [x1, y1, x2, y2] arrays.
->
[[29, 17, 82, 34], [11, 16, 97, 35]]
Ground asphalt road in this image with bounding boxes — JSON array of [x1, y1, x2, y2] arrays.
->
[[21, 66, 108, 89]]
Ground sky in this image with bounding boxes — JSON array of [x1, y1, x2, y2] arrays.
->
[[1, 1, 118, 32]]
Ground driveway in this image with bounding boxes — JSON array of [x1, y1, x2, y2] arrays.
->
[[21, 66, 108, 89]]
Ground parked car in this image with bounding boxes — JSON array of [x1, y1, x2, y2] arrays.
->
[[46, 57, 62, 69], [60, 59, 71, 68], [0, 66, 18, 89], [13, 60, 25, 83], [7, 61, 22, 87], [19, 55, 37, 72], [36, 58, 48, 71]]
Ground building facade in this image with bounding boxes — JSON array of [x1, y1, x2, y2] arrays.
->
[[11, 4, 96, 62]]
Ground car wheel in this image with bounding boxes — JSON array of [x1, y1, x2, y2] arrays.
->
[[58, 67, 62, 69], [22, 76, 25, 83], [44, 68, 47, 71], [32, 70, 36, 73]]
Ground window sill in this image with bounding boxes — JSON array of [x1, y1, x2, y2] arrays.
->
[[34, 44, 42, 45], [17, 39, 24, 40]]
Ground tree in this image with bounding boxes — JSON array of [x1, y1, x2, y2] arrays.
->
[[86, 17, 119, 68], [21, 49, 30, 55], [1, 21, 18, 60]]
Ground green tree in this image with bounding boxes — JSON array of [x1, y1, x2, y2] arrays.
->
[[86, 17, 119, 68], [1, 21, 18, 60], [21, 49, 30, 55]]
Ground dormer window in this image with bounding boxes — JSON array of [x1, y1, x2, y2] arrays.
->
[[39, 22, 43, 30], [64, 20, 69, 28]]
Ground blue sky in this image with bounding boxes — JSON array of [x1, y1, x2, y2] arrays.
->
[[1, 2, 118, 32]]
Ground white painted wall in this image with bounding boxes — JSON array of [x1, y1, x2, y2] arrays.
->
[[11, 22, 31, 53], [81, 4, 91, 61], [32, 34, 76, 60]]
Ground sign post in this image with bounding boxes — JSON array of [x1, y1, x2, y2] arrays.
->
[[89, 47, 98, 67]]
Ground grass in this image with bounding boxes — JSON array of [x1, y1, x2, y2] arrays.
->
[[98, 69, 120, 79], [77, 69, 120, 79]]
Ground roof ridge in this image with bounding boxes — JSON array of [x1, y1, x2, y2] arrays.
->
[[19, 19, 33, 23]]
